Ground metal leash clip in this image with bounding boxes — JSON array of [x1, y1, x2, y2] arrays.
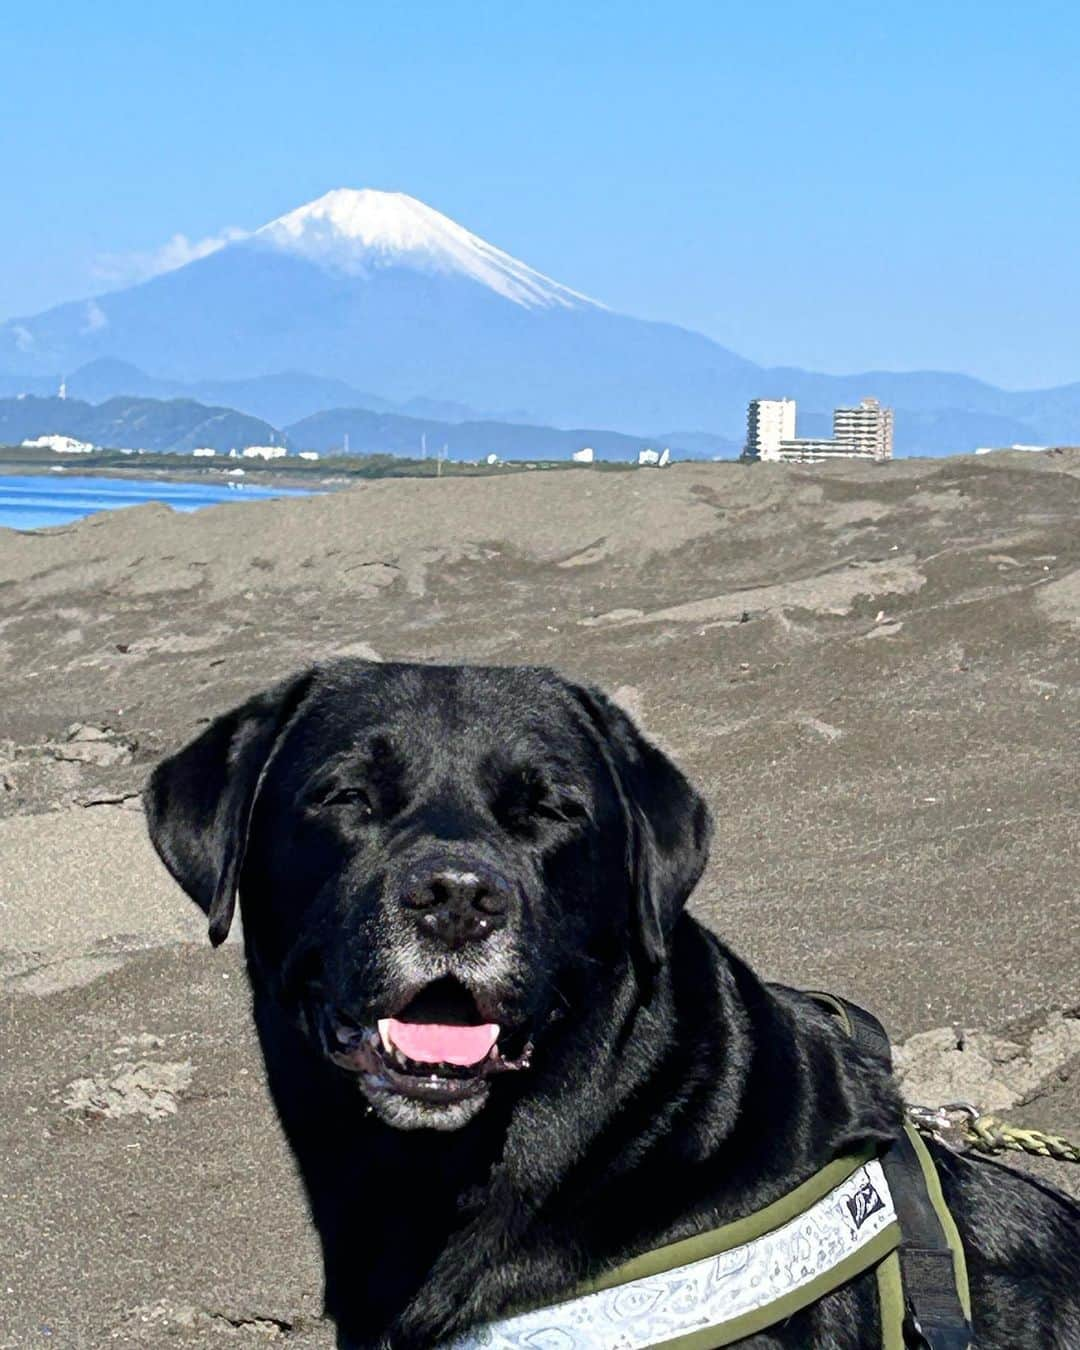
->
[[907, 1101, 980, 1147]]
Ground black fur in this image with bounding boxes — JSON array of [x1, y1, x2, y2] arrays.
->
[[145, 661, 1080, 1349]]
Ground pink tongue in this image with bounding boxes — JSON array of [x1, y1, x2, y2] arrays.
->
[[387, 1019, 499, 1067]]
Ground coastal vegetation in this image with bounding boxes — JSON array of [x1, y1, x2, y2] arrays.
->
[[0, 444, 634, 481]]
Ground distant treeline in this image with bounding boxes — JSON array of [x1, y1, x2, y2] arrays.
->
[[0, 444, 639, 480]]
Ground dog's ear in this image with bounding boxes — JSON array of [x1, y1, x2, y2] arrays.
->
[[144, 670, 315, 946], [571, 684, 712, 982]]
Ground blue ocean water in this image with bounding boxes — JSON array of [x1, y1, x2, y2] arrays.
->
[[0, 473, 316, 530]]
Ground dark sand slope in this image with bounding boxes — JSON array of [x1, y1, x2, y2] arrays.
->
[[1, 453, 1078, 1346]]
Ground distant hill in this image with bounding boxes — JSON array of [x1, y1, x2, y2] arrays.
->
[[0, 360, 485, 429], [282, 408, 733, 461], [0, 392, 733, 462], [5, 359, 1061, 459], [4, 386, 1069, 464], [67, 361, 485, 428], [0, 395, 280, 455], [4, 358, 1066, 457]]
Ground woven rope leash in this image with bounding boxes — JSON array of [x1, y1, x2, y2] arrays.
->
[[963, 1113, 1080, 1164], [908, 1101, 1080, 1164]]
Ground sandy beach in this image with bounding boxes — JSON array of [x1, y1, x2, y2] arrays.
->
[[2, 453, 1078, 1346]]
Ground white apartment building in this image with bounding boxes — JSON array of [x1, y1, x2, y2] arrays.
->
[[745, 398, 796, 461], [833, 397, 894, 461]]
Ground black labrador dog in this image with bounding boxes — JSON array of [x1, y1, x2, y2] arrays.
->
[[146, 660, 1079, 1349]]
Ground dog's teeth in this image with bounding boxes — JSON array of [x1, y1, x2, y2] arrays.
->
[[377, 1018, 394, 1055]]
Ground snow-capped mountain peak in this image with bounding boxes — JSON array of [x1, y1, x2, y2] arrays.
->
[[252, 188, 598, 311]]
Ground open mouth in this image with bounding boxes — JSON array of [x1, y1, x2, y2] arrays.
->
[[328, 976, 533, 1105]]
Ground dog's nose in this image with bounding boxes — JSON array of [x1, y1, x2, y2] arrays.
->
[[401, 869, 509, 948]]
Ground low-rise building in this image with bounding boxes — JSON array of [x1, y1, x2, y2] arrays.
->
[[776, 437, 866, 463], [22, 434, 95, 454], [241, 445, 288, 460]]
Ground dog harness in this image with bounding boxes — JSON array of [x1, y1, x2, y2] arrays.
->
[[450, 995, 972, 1350]]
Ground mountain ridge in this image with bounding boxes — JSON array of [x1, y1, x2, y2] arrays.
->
[[0, 359, 487, 427], [0, 392, 737, 461], [0, 395, 279, 455]]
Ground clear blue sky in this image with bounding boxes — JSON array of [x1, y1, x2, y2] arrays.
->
[[4, 0, 1078, 388]]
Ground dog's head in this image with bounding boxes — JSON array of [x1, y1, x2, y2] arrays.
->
[[145, 662, 711, 1130]]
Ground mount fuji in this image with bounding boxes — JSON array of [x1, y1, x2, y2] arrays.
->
[[252, 189, 596, 312], [0, 189, 762, 434], [3, 189, 1080, 450]]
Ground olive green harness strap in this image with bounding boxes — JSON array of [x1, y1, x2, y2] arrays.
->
[[577, 1145, 886, 1294], [811, 993, 973, 1350], [886, 1123, 972, 1348], [878, 1251, 908, 1350]]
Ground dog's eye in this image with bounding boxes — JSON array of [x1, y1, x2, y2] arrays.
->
[[490, 767, 589, 836], [535, 796, 589, 825], [318, 786, 374, 817]]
